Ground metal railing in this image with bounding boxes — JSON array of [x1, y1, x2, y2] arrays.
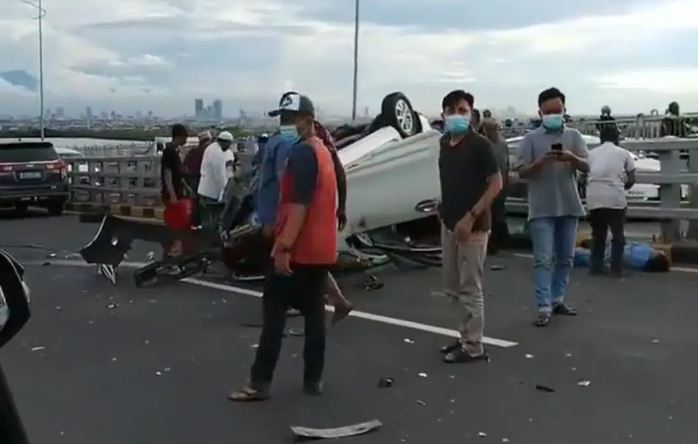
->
[[66, 139, 698, 242]]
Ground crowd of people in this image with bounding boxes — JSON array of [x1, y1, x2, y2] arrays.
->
[[157, 86, 641, 400]]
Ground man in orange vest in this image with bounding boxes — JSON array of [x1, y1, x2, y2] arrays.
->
[[229, 94, 338, 401]]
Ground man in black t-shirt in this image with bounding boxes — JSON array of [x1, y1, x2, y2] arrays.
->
[[161, 124, 189, 205], [437, 90, 502, 364]]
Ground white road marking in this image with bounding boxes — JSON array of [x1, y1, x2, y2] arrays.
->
[[183, 278, 519, 348], [512, 253, 698, 274]]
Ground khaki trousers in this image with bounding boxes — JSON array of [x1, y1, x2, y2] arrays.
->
[[441, 224, 488, 356]]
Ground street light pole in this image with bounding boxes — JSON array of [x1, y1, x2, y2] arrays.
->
[[38, 0, 45, 140], [20, 0, 46, 140], [351, 0, 359, 121]]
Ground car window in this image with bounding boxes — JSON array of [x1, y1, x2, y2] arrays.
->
[[0, 143, 59, 163]]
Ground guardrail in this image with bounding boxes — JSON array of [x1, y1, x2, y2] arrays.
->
[[65, 139, 698, 242]]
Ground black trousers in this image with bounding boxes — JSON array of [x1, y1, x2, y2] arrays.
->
[[0, 363, 29, 444], [589, 208, 626, 272], [250, 265, 328, 388], [489, 193, 510, 254]]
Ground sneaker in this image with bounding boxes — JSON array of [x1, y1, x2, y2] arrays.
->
[[443, 347, 490, 364], [439, 340, 461, 355], [534, 312, 552, 327], [552, 303, 578, 316], [303, 381, 324, 396]]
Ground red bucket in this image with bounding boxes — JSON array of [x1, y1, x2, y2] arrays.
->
[[163, 198, 193, 230]]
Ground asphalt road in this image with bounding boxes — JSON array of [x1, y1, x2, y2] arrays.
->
[[1, 211, 697, 444]]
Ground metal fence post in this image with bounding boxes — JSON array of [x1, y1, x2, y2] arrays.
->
[[659, 148, 683, 242], [688, 148, 698, 240]]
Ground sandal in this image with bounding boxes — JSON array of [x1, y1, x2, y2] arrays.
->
[[227, 386, 270, 402], [332, 302, 354, 324]]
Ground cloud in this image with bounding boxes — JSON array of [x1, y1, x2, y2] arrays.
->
[[597, 68, 698, 94], [0, 0, 697, 117]]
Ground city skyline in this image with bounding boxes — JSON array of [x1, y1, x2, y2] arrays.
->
[[2, 0, 698, 118]]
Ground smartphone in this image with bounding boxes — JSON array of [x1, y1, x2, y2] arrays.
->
[[551, 143, 563, 152]]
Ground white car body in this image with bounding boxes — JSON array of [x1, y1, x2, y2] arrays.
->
[[337, 114, 440, 241]]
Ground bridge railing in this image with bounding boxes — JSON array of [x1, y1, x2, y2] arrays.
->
[[66, 140, 698, 242]]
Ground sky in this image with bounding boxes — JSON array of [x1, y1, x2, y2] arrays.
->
[[1, 0, 698, 118]]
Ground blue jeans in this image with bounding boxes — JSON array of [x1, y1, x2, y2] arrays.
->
[[530, 217, 579, 314]]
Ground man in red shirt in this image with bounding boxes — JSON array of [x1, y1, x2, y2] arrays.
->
[[229, 94, 337, 401]]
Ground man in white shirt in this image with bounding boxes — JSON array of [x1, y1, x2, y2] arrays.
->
[[586, 125, 636, 276], [198, 131, 237, 202]]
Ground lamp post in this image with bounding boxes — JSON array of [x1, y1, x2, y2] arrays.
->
[[351, 0, 360, 121], [20, 0, 46, 140]]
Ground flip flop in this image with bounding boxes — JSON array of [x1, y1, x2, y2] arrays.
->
[[332, 302, 354, 324], [227, 386, 270, 402]]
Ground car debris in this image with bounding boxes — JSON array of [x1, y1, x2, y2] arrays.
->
[[106, 302, 118, 310], [478, 432, 488, 438], [403, 338, 415, 344], [577, 380, 591, 387], [287, 328, 304, 337], [490, 265, 507, 271], [378, 377, 394, 388], [30, 346, 45, 352], [535, 384, 556, 393], [362, 274, 384, 291], [418, 372, 428, 378], [651, 338, 660, 344], [502, 439, 510, 443], [290, 419, 383, 440], [155, 371, 162, 376], [525, 354, 534, 359], [417, 400, 427, 406]]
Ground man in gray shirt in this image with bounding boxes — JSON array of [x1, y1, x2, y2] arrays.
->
[[518, 87, 589, 327]]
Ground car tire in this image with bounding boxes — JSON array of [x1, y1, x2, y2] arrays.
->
[[381, 92, 420, 138], [47, 202, 64, 216]]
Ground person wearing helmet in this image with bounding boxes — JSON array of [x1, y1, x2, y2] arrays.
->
[[596, 105, 616, 134]]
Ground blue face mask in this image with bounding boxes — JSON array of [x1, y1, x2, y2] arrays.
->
[[279, 125, 298, 141], [444, 115, 471, 135], [542, 114, 564, 131]]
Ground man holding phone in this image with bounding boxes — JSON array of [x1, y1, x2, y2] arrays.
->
[[518, 87, 589, 327]]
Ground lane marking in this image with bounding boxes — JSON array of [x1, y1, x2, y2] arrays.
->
[[183, 277, 519, 348], [512, 253, 698, 274], [27, 259, 518, 348]]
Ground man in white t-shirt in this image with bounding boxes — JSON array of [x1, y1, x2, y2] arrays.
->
[[198, 131, 237, 202], [586, 125, 636, 276]]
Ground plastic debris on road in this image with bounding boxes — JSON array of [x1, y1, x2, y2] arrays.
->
[[417, 400, 426, 406], [502, 439, 510, 443], [478, 432, 488, 438], [106, 302, 118, 310], [378, 377, 394, 388], [403, 338, 415, 344], [525, 354, 534, 359], [577, 380, 591, 387], [565, 353, 573, 358], [535, 384, 556, 393], [290, 419, 383, 440], [287, 328, 304, 337], [30, 346, 46, 352], [652, 338, 660, 344], [155, 371, 162, 376], [490, 264, 507, 271], [418, 372, 428, 378]]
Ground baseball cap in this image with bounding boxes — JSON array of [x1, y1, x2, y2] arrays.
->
[[217, 131, 234, 142], [268, 92, 315, 117]]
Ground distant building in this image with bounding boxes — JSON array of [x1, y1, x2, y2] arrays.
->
[[86, 107, 93, 120], [213, 99, 223, 121], [195, 99, 204, 119], [56, 107, 65, 118]]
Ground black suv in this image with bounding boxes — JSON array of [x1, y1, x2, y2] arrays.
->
[[0, 141, 69, 216]]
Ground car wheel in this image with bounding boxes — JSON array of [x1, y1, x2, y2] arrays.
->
[[47, 202, 64, 216], [381, 92, 419, 138]]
